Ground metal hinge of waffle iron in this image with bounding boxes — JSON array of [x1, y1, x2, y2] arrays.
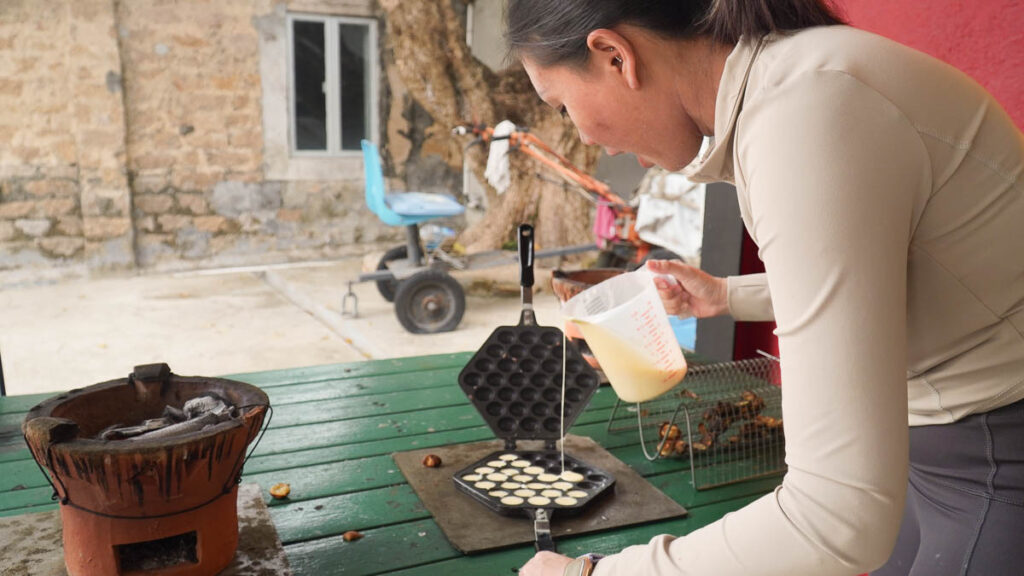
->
[[505, 439, 558, 451]]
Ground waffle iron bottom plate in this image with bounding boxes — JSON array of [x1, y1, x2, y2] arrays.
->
[[453, 450, 614, 517]]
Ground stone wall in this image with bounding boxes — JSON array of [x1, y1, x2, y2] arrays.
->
[[0, 0, 134, 274], [120, 0, 276, 268], [0, 0, 463, 277]]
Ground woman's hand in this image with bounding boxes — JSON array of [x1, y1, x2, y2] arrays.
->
[[647, 259, 729, 319], [519, 551, 572, 576]]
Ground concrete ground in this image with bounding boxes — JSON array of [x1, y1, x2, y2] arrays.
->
[[0, 255, 567, 396]]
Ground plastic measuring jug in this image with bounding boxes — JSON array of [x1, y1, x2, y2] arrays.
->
[[562, 268, 687, 402]]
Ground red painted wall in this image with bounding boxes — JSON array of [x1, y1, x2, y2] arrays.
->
[[838, 0, 1024, 128]]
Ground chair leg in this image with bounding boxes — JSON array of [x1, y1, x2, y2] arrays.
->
[[341, 282, 359, 319], [0, 349, 6, 397], [405, 224, 424, 266]]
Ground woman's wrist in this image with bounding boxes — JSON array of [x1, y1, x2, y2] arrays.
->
[[563, 553, 603, 576], [713, 276, 730, 317]]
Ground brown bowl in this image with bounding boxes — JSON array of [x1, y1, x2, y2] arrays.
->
[[549, 268, 626, 304]]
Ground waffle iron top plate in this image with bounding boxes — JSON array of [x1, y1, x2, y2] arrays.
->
[[459, 326, 599, 443]]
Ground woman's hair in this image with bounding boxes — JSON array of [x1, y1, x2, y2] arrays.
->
[[507, 0, 845, 67]]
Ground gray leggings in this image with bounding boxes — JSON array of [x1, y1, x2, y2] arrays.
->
[[873, 397, 1024, 576]]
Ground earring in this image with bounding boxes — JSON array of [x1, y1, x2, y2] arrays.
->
[[614, 56, 622, 65]]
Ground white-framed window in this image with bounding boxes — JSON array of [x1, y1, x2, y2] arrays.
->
[[287, 14, 378, 156]]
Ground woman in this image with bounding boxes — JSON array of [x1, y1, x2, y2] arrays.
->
[[510, 1, 1024, 575]]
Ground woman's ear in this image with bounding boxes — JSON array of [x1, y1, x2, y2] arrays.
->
[[586, 28, 640, 90]]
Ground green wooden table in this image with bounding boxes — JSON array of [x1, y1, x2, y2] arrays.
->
[[0, 352, 782, 575]]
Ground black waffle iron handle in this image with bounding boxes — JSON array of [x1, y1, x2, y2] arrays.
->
[[518, 224, 536, 327], [532, 508, 556, 552]]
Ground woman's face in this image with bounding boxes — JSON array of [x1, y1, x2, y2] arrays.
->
[[522, 53, 705, 171]]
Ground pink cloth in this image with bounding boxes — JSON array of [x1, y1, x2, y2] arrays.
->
[[592, 203, 617, 248]]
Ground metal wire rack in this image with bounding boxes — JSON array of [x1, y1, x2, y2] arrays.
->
[[606, 357, 785, 490]]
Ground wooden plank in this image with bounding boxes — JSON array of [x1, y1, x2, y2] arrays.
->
[[0, 486, 55, 514], [0, 446, 29, 464], [243, 427, 495, 476], [383, 494, 765, 576], [0, 358, 467, 415], [0, 393, 51, 416], [0, 458, 47, 493], [243, 455, 405, 506], [269, 484, 426, 545], [253, 389, 620, 458], [284, 518, 459, 576], [285, 493, 765, 576], [0, 411, 25, 430], [268, 385, 469, 429], [227, 352, 472, 388], [0, 501, 58, 518], [253, 405, 487, 457], [263, 368, 461, 406]]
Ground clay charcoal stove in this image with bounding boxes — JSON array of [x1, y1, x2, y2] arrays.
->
[[22, 363, 269, 576], [454, 225, 613, 552]]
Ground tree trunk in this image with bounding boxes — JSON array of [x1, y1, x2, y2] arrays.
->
[[379, 0, 598, 254]]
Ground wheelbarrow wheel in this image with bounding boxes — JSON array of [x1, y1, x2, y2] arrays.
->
[[394, 270, 465, 334], [376, 245, 408, 302], [595, 249, 630, 270]]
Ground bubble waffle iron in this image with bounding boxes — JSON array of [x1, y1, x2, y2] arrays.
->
[[455, 224, 613, 552]]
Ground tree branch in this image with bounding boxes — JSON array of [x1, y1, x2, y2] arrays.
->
[[380, 0, 600, 253]]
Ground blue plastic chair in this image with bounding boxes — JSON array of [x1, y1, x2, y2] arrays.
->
[[356, 139, 466, 320], [361, 140, 464, 227]]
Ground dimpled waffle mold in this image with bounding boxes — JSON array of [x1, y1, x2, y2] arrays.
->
[[458, 326, 599, 443], [453, 450, 615, 516]]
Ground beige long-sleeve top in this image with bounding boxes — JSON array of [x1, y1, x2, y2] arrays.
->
[[594, 26, 1024, 576]]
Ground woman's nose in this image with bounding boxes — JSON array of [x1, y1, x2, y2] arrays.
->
[[578, 129, 595, 146], [604, 147, 621, 156]]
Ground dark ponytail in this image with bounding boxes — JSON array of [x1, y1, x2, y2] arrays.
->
[[704, 0, 846, 45], [507, 0, 845, 68]]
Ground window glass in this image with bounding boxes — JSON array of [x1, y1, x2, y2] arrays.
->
[[339, 23, 369, 151], [293, 21, 327, 151]]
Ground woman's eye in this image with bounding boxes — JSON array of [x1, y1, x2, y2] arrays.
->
[[559, 106, 568, 119]]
